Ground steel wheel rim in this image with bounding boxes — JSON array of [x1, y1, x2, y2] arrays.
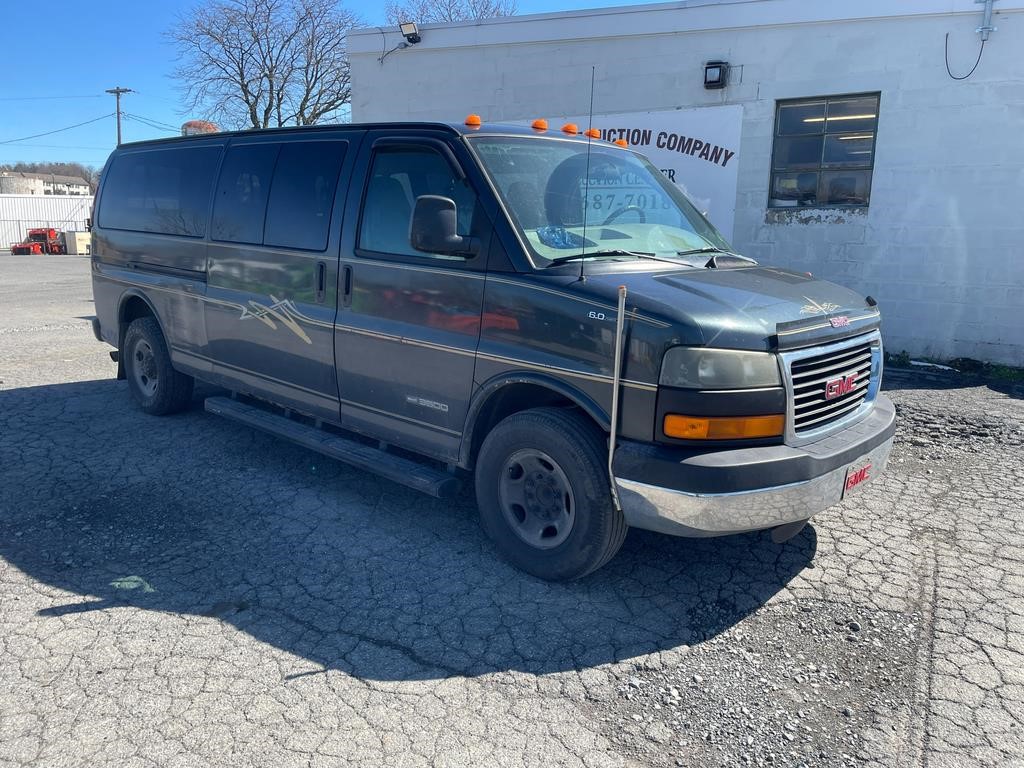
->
[[131, 339, 158, 397], [498, 448, 575, 550]]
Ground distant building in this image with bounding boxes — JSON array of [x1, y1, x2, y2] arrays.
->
[[0, 171, 91, 196]]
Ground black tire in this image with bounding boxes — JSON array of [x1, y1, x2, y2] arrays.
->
[[122, 316, 193, 415], [474, 407, 628, 581]]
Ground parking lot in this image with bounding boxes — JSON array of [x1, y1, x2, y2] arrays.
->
[[1, 254, 1022, 768]]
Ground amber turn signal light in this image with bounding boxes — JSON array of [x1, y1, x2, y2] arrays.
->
[[663, 414, 785, 440]]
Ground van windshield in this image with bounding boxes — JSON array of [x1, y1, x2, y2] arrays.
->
[[468, 135, 732, 267]]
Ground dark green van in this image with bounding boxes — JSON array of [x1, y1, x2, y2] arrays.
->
[[90, 121, 895, 580]]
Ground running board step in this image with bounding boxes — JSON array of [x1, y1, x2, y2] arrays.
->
[[204, 396, 460, 499]]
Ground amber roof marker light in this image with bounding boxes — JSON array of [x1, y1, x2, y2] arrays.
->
[[584, 128, 601, 139], [531, 118, 548, 131], [614, 138, 628, 147], [464, 114, 482, 129], [561, 123, 579, 135]]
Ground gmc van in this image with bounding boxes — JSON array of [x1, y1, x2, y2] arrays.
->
[[90, 121, 895, 580]]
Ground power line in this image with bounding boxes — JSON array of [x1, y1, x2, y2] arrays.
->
[[0, 143, 111, 150], [0, 94, 105, 102], [124, 112, 180, 132], [0, 159, 107, 164], [106, 87, 133, 145], [0, 114, 115, 146], [123, 116, 179, 137]]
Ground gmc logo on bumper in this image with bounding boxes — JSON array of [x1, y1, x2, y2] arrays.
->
[[825, 373, 858, 400]]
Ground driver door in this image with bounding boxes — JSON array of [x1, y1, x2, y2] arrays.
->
[[334, 133, 488, 461]]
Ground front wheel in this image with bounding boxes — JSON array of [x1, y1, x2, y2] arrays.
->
[[474, 407, 627, 581], [123, 317, 193, 415]]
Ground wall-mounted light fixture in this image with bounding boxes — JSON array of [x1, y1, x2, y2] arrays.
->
[[704, 60, 729, 89], [400, 22, 421, 45]]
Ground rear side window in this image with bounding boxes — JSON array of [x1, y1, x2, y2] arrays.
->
[[100, 146, 221, 237], [211, 143, 280, 244], [264, 141, 347, 251]]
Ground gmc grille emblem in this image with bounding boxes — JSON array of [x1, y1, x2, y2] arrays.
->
[[829, 315, 850, 328], [825, 373, 858, 400]]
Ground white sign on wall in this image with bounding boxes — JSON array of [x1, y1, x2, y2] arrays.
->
[[532, 105, 743, 240]]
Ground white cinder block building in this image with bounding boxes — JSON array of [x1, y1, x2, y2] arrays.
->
[[349, 0, 1024, 365]]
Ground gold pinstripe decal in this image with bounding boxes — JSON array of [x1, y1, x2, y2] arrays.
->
[[101, 271, 660, 392], [475, 351, 658, 392], [174, 348, 331, 400], [175, 347, 462, 436], [484, 275, 671, 328], [346, 260, 669, 327], [352, 256, 487, 280], [337, 397, 462, 436]]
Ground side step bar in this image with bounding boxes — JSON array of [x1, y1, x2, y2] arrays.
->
[[204, 396, 461, 499]]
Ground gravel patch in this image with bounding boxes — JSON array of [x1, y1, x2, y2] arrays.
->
[[596, 600, 919, 767]]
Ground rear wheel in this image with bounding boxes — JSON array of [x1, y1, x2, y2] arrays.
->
[[475, 407, 627, 581], [123, 317, 193, 415]]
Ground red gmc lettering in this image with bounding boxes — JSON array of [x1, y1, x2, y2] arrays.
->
[[845, 465, 871, 490], [825, 373, 858, 400]]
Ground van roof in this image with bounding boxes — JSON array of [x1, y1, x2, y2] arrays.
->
[[115, 121, 600, 149]]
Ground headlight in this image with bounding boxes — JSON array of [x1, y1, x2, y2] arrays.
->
[[659, 347, 781, 389]]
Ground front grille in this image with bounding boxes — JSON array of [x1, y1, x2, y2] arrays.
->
[[789, 339, 874, 433]]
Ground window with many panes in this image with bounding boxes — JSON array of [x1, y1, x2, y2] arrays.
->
[[769, 93, 879, 208]]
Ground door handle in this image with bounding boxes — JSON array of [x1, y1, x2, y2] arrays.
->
[[315, 261, 326, 303], [342, 265, 353, 307]]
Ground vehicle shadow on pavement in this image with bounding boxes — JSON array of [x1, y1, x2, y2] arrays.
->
[[0, 379, 816, 681]]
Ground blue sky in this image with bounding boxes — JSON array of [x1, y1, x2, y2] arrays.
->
[[1, 0, 641, 169]]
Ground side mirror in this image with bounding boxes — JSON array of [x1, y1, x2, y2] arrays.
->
[[410, 195, 479, 257]]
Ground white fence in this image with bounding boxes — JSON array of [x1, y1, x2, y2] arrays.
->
[[0, 194, 94, 251]]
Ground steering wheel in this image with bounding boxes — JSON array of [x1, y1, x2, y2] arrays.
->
[[602, 204, 646, 225]]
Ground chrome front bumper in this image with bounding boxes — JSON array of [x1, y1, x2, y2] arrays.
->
[[614, 426, 894, 539]]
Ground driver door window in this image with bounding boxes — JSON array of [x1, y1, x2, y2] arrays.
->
[[358, 146, 476, 260]]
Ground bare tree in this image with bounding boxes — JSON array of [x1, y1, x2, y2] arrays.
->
[[384, 0, 516, 24], [169, 0, 360, 130]]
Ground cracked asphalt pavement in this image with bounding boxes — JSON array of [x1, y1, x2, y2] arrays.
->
[[1, 255, 1022, 767]]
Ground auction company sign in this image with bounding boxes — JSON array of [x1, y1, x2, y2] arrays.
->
[[526, 104, 743, 240]]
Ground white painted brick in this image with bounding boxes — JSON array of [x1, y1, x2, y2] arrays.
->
[[350, 5, 1024, 365]]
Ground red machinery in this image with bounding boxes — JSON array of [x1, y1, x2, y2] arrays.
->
[[10, 228, 65, 255]]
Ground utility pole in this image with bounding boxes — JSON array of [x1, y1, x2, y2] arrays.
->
[[105, 87, 133, 145]]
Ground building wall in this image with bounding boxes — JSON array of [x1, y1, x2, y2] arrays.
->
[[349, 0, 1024, 365], [0, 175, 44, 195], [0, 195, 94, 251], [42, 180, 90, 196]]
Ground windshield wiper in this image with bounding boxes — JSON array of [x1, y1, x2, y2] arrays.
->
[[675, 246, 757, 269], [547, 249, 656, 267], [676, 246, 731, 257]]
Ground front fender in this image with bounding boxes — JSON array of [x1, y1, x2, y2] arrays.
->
[[459, 371, 610, 467]]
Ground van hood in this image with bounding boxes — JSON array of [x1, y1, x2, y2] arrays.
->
[[574, 264, 880, 351]]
